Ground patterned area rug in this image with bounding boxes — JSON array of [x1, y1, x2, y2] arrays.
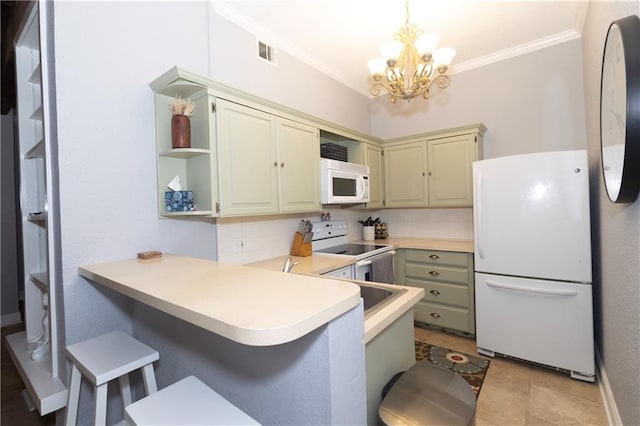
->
[[415, 341, 490, 398]]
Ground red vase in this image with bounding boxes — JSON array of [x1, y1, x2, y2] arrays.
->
[[171, 114, 191, 149]]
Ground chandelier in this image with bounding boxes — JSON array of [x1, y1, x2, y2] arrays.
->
[[367, 0, 456, 103]]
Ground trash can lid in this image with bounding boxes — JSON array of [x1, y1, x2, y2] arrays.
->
[[378, 363, 476, 426]]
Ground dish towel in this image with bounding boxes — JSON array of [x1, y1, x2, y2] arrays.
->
[[370, 252, 395, 284]]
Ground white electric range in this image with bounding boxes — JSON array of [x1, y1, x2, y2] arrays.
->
[[311, 220, 396, 283]]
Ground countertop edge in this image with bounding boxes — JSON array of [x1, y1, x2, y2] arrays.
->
[[78, 258, 362, 347]]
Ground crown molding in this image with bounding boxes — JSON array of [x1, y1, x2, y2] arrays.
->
[[451, 29, 581, 75]]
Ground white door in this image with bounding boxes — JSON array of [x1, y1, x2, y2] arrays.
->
[[473, 150, 592, 283], [475, 273, 594, 376]]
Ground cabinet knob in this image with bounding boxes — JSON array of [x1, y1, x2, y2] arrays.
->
[[273, 161, 278, 167], [430, 312, 441, 319], [280, 162, 285, 167], [422, 172, 426, 176], [429, 254, 440, 260], [430, 289, 440, 296], [429, 270, 440, 276]]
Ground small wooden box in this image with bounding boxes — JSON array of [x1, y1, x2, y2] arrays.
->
[[290, 232, 312, 257]]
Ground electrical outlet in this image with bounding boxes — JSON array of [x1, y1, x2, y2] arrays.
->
[[232, 238, 244, 253]]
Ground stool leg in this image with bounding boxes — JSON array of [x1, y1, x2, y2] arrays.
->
[[119, 373, 132, 407], [64, 364, 82, 426], [94, 383, 108, 426], [141, 364, 157, 395]]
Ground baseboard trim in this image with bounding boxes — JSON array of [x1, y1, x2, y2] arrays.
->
[[596, 346, 623, 426], [1, 312, 22, 327]]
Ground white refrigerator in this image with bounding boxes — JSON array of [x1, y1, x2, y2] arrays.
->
[[473, 150, 595, 382]]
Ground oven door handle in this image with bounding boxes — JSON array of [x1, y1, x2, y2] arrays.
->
[[356, 250, 396, 267]]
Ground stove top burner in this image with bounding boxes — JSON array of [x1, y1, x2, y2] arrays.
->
[[315, 243, 388, 256]]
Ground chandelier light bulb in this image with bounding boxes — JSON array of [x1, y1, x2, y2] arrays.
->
[[367, 58, 387, 77], [414, 34, 440, 56], [380, 40, 404, 62], [433, 48, 456, 67]]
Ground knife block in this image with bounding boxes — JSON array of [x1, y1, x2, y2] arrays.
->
[[290, 232, 312, 257]]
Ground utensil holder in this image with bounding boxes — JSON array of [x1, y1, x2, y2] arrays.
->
[[363, 226, 375, 241], [290, 232, 312, 257]]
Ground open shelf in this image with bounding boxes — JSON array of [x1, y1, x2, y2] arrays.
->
[[5, 332, 67, 415], [159, 148, 210, 159], [25, 139, 45, 159], [161, 210, 214, 217], [29, 106, 43, 121], [29, 272, 49, 292], [29, 64, 41, 85], [27, 212, 47, 222]]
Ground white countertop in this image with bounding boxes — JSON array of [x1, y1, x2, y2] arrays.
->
[[79, 255, 361, 347]]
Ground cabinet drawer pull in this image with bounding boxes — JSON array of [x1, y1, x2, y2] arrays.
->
[[430, 312, 441, 319], [430, 289, 440, 296], [429, 270, 440, 276], [429, 254, 440, 260]]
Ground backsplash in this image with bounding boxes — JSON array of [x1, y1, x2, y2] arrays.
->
[[216, 207, 473, 264]]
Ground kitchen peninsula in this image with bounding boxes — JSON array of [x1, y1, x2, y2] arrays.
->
[[78, 255, 367, 424]]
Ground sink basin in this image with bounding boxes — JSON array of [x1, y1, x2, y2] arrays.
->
[[358, 283, 406, 319]]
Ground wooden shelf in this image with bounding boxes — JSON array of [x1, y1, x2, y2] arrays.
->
[[159, 148, 210, 159], [5, 332, 67, 415]]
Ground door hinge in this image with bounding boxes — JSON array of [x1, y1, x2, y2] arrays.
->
[[211, 101, 216, 114], [381, 150, 384, 156], [215, 202, 220, 213], [474, 135, 477, 143]]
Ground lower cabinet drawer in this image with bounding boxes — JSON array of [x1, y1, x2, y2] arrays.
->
[[405, 279, 469, 307], [414, 301, 472, 333], [405, 263, 469, 285]]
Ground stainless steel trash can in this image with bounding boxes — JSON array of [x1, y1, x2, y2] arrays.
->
[[378, 363, 476, 426]]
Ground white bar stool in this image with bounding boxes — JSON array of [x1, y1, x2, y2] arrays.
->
[[64, 330, 159, 426], [124, 375, 260, 425]]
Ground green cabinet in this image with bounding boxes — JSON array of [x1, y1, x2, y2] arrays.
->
[[427, 134, 477, 207], [395, 248, 475, 335], [383, 125, 485, 208], [217, 99, 321, 216], [364, 143, 385, 209], [151, 71, 321, 218], [384, 142, 428, 207]]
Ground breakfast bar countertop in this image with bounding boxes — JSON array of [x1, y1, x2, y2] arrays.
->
[[78, 255, 361, 347]]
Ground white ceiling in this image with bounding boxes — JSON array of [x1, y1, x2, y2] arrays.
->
[[214, 1, 588, 97]]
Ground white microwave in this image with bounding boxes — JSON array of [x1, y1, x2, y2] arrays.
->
[[320, 159, 370, 204]]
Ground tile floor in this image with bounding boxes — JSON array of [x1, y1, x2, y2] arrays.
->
[[415, 325, 608, 426]]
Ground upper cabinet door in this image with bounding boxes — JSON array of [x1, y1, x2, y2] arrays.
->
[[364, 144, 384, 209], [217, 99, 279, 216], [276, 119, 321, 214], [427, 134, 476, 207], [384, 142, 428, 207]]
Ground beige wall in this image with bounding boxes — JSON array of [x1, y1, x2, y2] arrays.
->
[[581, 2, 640, 425], [369, 38, 588, 160]]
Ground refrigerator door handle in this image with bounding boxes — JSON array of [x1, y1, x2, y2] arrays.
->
[[485, 280, 578, 296], [477, 173, 484, 259]]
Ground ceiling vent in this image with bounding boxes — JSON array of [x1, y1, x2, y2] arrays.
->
[[257, 40, 277, 66]]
